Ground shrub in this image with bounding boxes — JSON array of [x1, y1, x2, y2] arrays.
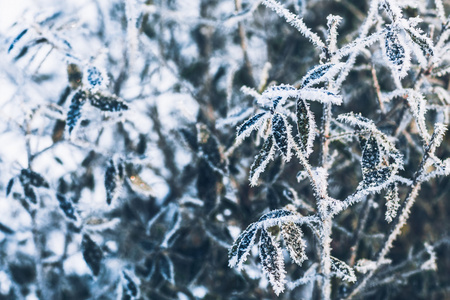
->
[[1, 0, 449, 299]]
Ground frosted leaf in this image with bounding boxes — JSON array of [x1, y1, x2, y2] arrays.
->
[[82, 234, 103, 276], [259, 229, 286, 296], [85, 66, 108, 89], [236, 112, 267, 143], [272, 113, 292, 161], [67, 90, 87, 134], [407, 91, 430, 141], [385, 184, 400, 223], [404, 26, 434, 57], [300, 63, 344, 88], [22, 184, 37, 204], [298, 88, 342, 105], [281, 222, 307, 266], [6, 178, 14, 197], [331, 256, 356, 283], [56, 194, 77, 221], [301, 64, 333, 87], [8, 29, 28, 53], [122, 271, 139, 299], [361, 135, 381, 173], [259, 84, 297, 108], [249, 135, 276, 186], [228, 223, 259, 270], [105, 159, 123, 205], [19, 169, 49, 188], [337, 112, 376, 131], [384, 29, 410, 78], [89, 92, 129, 112], [296, 98, 315, 156], [159, 254, 175, 284], [362, 166, 392, 189]]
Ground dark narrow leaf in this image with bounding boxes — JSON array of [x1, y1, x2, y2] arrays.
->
[[14, 46, 28, 61], [385, 30, 405, 69], [6, 178, 14, 197], [67, 90, 87, 134], [229, 223, 259, 269], [159, 254, 174, 284], [8, 29, 28, 53], [23, 184, 37, 204], [272, 113, 290, 159], [82, 234, 103, 276], [20, 169, 49, 188], [56, 194, 77, 221], [259, 229, 286, 295], [405, 28, 433, 56], [105, 159, 118, 205], [361, 135, 380, 173], [0, 222, 14, 234], [296, 99, 314, 155], [237, 112, 266, 138], [301, 63, 333, 88], [249, 135, 274, 186], [179, 127, 198, 151], [362, 166, 392, 189], [89, 93, 128, 112], [123, 271, 139, 298]]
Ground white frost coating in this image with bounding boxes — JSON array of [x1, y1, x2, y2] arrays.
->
[[262, 0, 326, 49], [192, 286, 208, 298], [0, 271, 11, 295], [298, 89, 342, 105], [326, 15, 343, 54], [330, 256, 356, 283], [407, 90, 430, 141], [421, 243, 437, 271]]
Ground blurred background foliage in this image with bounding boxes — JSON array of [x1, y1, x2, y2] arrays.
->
[[0, 0, 449, 299]]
